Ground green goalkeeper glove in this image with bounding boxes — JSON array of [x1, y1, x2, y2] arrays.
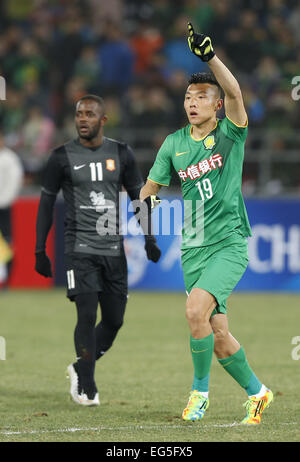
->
[[187, 22, 215, 62]]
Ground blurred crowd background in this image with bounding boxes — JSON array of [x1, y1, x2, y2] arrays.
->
[[0, 0, 299, 196]]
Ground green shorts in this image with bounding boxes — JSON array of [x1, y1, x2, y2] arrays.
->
[[181, 232, 248, 317]]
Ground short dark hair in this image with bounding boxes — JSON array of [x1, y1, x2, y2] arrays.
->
[[76, 94, 106, 111], [188, 72, 222, 98]]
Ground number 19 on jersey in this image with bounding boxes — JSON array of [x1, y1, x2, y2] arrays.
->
[[195, 178, 213, 200]]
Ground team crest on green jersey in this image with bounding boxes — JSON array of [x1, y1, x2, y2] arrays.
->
[[203, 135, 216, 150]]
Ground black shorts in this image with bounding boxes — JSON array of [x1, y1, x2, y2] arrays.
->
[[64, 252, 128, 301]]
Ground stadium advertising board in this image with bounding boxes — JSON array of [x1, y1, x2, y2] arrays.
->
[[123, 197, 300, 292], [8, 197, 300, 292]]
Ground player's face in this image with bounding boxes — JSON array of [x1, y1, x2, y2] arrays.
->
[[184, 83, 222, 125], [75, 100, 107, 140]]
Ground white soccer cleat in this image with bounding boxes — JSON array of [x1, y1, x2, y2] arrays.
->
[[66, 363, 81, 404], [67, 363, 100, 406], [77, 391, 100, 407]]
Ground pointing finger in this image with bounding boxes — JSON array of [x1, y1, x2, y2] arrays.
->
[[188, 22, 194, 36]]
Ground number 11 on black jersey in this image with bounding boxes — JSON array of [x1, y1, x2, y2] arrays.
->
[[90, 162, 103, 181]]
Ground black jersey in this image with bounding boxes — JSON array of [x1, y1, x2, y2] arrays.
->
[[42, 137, 144, 256]]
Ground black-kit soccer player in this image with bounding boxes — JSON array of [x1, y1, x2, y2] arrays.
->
[[35, 95, 161, 405], [140, 24, 273, 424]]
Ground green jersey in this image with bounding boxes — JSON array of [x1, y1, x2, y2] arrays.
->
[[148, 116, 252, 249]]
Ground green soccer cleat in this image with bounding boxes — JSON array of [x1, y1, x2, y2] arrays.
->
[[182, 390, 209, 421], [241, 388, 273, 424]]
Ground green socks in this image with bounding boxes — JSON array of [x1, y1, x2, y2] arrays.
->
[[190, 333, 214, 393], [217, 346, 262, 396], [190, 337, 262, 396]]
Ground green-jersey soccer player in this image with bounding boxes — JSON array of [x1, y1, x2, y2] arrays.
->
[[140, 23, 273, 424]]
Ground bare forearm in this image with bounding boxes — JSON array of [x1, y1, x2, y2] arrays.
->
[[208, 55, 241, 98], [139, 180, 161, 201], [208, 55, 247, 125]]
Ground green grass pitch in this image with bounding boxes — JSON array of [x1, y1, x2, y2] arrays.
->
[[0, 289, 299, 442]]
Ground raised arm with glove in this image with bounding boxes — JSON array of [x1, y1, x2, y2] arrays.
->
[[187, 22, 215, 62]]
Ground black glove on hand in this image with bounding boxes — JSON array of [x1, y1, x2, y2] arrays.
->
[[144, 195, 161, 211], [187, 22, 215, 62], [144, 235, 161, 263], [35, 250, 52, 277]]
